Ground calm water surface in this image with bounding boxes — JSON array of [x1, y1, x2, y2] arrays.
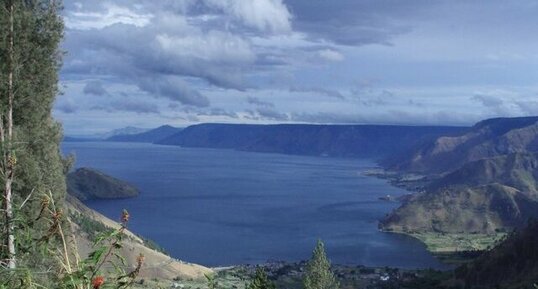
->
[[62, 142, 446, 269]]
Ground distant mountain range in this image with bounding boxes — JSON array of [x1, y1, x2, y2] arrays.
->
[[156, 123, 468, 158], [106, 125, 182, 143], [64, 126, 149, 142], [66, 123, 467, 158]]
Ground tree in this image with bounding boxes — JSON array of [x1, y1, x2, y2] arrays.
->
[[303, 240, 339, 289], [0, 0, 65, 273], [206, 273, 219, 289], [1, 0, 16, 269], [247, 266, 276, 289]]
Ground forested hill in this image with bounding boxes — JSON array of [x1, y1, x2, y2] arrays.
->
[[156, 123, 468, 159], [454, 220, 538, 289], [67, 167, 140, 200]]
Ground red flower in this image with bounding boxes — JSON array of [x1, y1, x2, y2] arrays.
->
[[92, 276, 105, 289]]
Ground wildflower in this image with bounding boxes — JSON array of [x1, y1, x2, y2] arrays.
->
[[121, 253, 144, 281], [7, 155, 16, 168], [92, 276, 105, 289], [121, 209, 130, 224], [40, 195, 50, 208], [35, 195, 50, 221]]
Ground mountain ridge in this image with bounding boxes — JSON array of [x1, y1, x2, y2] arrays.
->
[[385, 116, 538, 174], [106, 125, 182, 143], [157, 123, 468, 159]]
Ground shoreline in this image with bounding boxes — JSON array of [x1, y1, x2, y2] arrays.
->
[[369, 169, 506, 260]]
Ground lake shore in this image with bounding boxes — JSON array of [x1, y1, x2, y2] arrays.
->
[[368, 168, 507, 259]]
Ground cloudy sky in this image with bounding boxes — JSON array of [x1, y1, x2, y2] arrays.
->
[[55, 0, 538, 135]]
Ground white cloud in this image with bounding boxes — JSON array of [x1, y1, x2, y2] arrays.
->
[[318, 49, 344, 62], [65, 3, 153, 30], [156, 31, 255, 64]]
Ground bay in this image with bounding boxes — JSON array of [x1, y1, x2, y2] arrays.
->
[[62, 141, 445, 269]]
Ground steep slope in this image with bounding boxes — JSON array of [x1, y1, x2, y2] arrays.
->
[[386, 116, 538, 174], [107, 125, 182, 143], [381, 183, 538, 234], [158, 123, 467, 159], [67, 167, 140, 200], [66, 195, 212, 280], [428, 152, 538, 198], [382, 153, 538, 235], [453, 221, 538, 289]]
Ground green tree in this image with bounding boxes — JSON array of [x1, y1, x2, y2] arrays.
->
[[0, 0, 66, 282], [303, 240, 339, 289], [247, 266, 276, 289], [205, 273, 219, 289]]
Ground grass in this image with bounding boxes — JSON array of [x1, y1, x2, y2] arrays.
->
[[409, 232, 507, 253]]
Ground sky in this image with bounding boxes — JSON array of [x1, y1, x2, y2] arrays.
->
[[54, 0, 538, 135]]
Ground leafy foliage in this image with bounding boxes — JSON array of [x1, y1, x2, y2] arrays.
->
[[0, 1, 142, 288], [303, 240, 339, 289], [0, 0, 67, 271], [247, 267, 276, 289]]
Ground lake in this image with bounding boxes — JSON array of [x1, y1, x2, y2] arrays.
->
[[62, 141, 445, 269]]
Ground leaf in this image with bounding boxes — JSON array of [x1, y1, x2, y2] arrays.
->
[[88, 246, 107, 264], [113, 252, 127, 266]]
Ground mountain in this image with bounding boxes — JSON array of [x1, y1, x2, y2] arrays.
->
[[157, 123, 468, 159], [453, 220, 538, 289], [64, 126, 148, 142], [63, 136, 101, 142], [67, 167, 140, 200], [381, 153, 538, 235], [101, 126, 149, 139], [381, 183, 538, 234], [385, 116, 538, 174], [428, 152, 538, 198], [106, 125, 182, 143]]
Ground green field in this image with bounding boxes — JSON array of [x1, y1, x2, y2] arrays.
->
[[409, 232, 507, 253]]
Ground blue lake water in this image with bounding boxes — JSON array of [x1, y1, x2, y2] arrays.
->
[[62, 142, 446, 269]]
